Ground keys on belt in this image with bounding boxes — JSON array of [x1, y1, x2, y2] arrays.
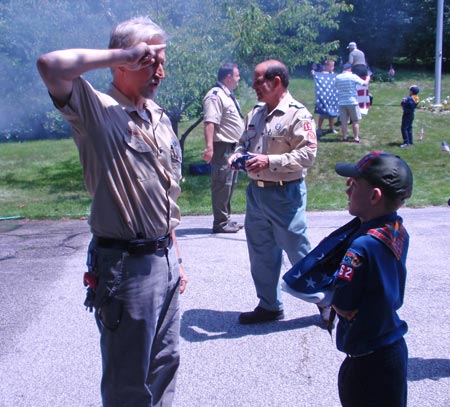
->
[[251, 178, 302, 188], [96, 235, 171, 256]]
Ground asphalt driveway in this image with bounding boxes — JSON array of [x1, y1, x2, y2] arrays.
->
[[0, 207, 449, 407]]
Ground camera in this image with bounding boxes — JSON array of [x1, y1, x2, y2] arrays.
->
[[231, 154, 254, 171]]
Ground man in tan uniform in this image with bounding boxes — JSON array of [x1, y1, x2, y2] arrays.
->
[[229, 60, 317, 324], [202, 63, 245, 233], [37, 16, 186, 407]]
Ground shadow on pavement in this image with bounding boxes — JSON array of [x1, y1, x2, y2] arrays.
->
[[408, 357, 450, 381], [180, 308, 325, 342]]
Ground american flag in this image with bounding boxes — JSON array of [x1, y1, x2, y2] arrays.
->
[[282, 218, 362, 297], [356, 84, 371, 114], [314, 73, 339, 117]]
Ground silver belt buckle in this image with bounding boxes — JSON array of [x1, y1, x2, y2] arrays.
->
[[256, 180, 265, 188]]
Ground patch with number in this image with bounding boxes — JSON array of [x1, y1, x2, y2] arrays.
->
[[337, 264, 354, 281], [303, 121, 313, 131], [337, 249, 363, 282]]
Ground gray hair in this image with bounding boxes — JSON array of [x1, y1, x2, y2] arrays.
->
[[108, 16, 167, 49]]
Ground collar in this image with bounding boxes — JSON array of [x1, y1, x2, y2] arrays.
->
[[264, 91, 293, 117], [362, 213, 407, 260], [108, 83, 164, 119], [214, 81, 232, 97]]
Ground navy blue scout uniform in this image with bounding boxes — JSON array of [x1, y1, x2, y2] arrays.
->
[[333, 213, 409, 407], [332, 152, 412, 407], [284, 151, 412, 407], [400, 85, 420, 147], [333, 213, 408, 356]]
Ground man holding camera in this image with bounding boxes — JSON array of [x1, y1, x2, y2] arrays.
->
[[229, 60, 317, 324]]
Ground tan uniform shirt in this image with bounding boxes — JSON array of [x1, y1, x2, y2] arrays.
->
[[56, 77, 182, 240], [203, 82, 244, 143], [236, 92, 317, 182]]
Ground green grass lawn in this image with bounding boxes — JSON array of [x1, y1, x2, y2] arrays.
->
[[1, 71, 449, 219]]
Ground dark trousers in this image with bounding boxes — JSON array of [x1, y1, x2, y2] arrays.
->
[[211, 141, 238, 228], [401, 113, 414, 144], [352, 64, 368, 78], [338, 338, 408, 407]]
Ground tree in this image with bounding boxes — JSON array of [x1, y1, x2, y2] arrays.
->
[[402, 0, 450, 69], [226, 0, 352, 76], [0, 0, 354, 141], [154, 0, 230, 136], [335, 0, 450, 69]]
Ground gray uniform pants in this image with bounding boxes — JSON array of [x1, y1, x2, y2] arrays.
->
[[211, 141, 238, 228], [91, 240, 180, 407], [245, 180, 311, 311]]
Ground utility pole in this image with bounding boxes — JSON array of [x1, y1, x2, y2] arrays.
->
[[434, 0, 444, 106]]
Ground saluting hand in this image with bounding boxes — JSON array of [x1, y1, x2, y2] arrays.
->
[[122, 42, 166, 71]]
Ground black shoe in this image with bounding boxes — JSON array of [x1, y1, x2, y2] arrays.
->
[[335, 120, 341, 127], [212, 223, 241, 233], [238, 306, 284, 324]]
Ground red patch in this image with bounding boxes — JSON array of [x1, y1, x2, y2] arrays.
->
[[306, 130, 317, 142], [128, 129, 141, 137], [337, 264, 354, 281], [303, 122, 313, 131]]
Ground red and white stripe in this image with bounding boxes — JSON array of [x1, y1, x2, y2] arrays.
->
[[356, 85, 371, 114]]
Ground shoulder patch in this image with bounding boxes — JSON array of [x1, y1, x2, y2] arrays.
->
[[337, 248, 363, 282], [306, 130, 316, 142], [212, 90, 219, 95]]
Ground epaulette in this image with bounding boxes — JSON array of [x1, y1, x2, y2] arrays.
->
[[252, 102, 265, 110], [289, 101, 304, 109]]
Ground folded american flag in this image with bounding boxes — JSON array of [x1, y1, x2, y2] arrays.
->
[[442, 141, 450, 153], [314, 73, 339, 117]]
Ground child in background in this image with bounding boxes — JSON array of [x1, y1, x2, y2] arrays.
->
[[400, 85, 420, 148]]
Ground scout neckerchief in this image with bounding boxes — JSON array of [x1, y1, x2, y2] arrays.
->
[[214, 81, 243, 118]]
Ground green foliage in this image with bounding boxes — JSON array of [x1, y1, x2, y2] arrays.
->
[[1, 0, 448, 143], [335, 0, 450, 69], [227, 0, 351, 76], [154, 0, 236, 133], [0, 0, 352, 142]]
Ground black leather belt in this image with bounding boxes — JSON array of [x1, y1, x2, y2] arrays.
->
[[96, 234, 171, 256], [346, 350, 374, 358], [251, 178, 302, 188]]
